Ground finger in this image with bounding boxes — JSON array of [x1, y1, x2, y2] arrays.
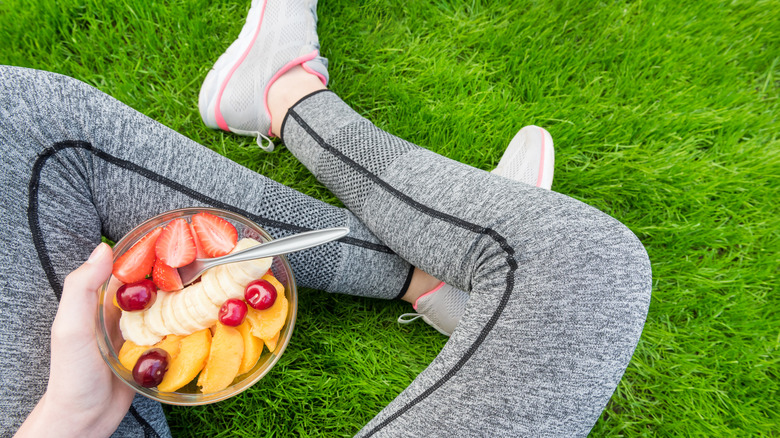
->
[[52, 243, 113, 340]]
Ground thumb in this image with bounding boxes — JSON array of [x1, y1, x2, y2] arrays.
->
[[52, 243, 114, 339]]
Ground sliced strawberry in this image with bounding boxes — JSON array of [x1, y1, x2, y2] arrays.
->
[[155, 218, 197, 268], [189, 222, 207, 259], [191, 212, 238, 258], [152, 258, 183, 291], [113, 227, 163, 284]]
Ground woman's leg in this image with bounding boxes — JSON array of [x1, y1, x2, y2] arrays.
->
[[275, 86, 652, 436], [0, 65, 415, 435]]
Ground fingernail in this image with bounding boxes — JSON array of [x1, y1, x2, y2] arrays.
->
[[87, 243, 107, 263]]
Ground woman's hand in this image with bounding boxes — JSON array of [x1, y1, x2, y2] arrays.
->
[[16, 243, 135, 438]]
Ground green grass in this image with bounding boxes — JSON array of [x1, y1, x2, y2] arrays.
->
[[2, 0, 778, 436]]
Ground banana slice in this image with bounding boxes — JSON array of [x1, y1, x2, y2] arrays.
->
[[223, 239, 257, 286], [120, 310, 163, 346], [144, 290, 169, 337], [183, 282, 208, 321], [215, 265, 246, 300], [185, 282, 219, 327], [172, 290, 208, 333], [224, 263, 255, 287], [161, 291, 190, 336], [201, 268, 229, 306], [226, 238, 272, 286], [242, 255, 272, 280]]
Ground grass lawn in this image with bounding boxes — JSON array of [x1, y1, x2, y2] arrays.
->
[[1, 0, 777, 436]]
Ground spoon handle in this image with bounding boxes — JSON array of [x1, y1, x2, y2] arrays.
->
[[201, 227, 350, 270]]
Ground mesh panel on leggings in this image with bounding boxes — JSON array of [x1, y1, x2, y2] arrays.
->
[[316, 119, 418, 216], [257, 182, 345, 290], [282, 243, 339, 291]]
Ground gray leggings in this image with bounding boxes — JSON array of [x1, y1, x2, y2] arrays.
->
[[0, 66, 651, 437]]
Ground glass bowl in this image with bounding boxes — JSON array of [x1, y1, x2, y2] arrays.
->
[[96, 207, 298, 405]]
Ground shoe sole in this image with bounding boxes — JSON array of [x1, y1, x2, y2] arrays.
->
[[530, 126, 554, 189]]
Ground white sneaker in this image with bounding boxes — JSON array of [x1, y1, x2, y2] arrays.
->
[[492, 125, 554, 189], [396, 128, 553, 336], [398, 282, 469, 337], [198, 0, 328, 151]]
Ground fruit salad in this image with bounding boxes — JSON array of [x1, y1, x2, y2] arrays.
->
[[109, 211, 290, 394]]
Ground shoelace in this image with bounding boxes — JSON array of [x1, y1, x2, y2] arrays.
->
[[256, 132, 275, 152], [397, 313, 425, 325]]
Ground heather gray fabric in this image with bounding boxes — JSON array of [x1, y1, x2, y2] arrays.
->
[[282, 90, 652, 437], [0, 66, 410, 436], [0, 66, 652, 438]]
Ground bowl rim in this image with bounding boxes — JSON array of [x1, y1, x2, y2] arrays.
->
[[95, 207, 298, 405]]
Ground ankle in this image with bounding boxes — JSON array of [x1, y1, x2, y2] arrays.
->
[[401, 268, 443, 305], [267, 65, 327, 137]]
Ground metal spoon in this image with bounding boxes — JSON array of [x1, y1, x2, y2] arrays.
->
[[177, 227, 350, 286]]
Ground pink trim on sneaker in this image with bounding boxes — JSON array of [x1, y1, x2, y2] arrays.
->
[[535, 126, 546, 188], [213, 0, 269, 131], [262, 49, 321, 136], [413, 281, 446, 311], [301, 62, 328, 86]]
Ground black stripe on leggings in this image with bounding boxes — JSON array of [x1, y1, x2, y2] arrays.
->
[[128, 405, 160, 438], [287, 108, 518, 437], [280, 88, 332, 137], [28, 140, 394, 299], [394, 265, 416, 301]]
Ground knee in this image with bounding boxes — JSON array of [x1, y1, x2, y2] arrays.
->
[[598, 216, 651, 302], [512, 196, 653, 319], [558, 208, 653, 329], [477, 192, 652, 311]]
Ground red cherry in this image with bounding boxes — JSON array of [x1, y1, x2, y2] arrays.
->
[[116, 279, 157, 312], [218, 298, 248, 326], [132, 348, 169, 388], [244, 279, 277, 310]]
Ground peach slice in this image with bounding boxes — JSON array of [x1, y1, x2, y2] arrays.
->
[[246, 273, 288, 340], [155, 334, 183, 358], [261, 273, 284, 295], [118, 335, 182, 372], [263, 331, 280, 354], [118, 341, 148, 371], [197, 322, 244, 393], [246, 295, 288, 340], [157, 329, 211, 393], [236, 320, 263, 375]]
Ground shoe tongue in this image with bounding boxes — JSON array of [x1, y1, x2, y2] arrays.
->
[[303, 56, 330, 86]]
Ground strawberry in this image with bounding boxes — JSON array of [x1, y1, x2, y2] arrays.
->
[[152, 258, 183, 291], [191, 212, 238, 258], [113, 227, 163, 284], [155, 218, 197, 268], [190, 222, 207, 259]]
